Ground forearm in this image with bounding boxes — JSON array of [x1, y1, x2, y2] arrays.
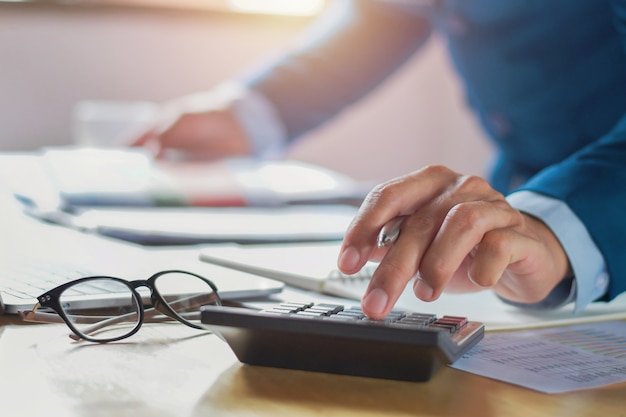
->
[[242, 0, 432, 141]]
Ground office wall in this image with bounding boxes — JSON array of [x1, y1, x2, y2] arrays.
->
[[0, 3, 492, 183]]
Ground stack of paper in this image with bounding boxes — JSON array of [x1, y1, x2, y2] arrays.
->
[[40, 147, 369, 208]]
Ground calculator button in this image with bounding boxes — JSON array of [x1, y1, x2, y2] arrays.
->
[[263, 307, 301, 314], [361, 317, 398, 325], [324, 315, 359, 322], [398, 318, 430, 326], [441, 315, 468, 327], [335, 311, 365, 319], [298, 303, 344, 316], [406, 313, 437, 321], [295, 311, 328, 318], [279, 302, 313, 310], [312, 303, 345, 312], [433, 318, 461, 329], [429, 323, 456, 332]]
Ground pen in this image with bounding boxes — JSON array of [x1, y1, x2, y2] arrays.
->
[[377, 216, 407, 248], [22, 206, 89, 232]]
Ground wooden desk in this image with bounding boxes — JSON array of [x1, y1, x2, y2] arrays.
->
[[1, 316, 624, 417], [0, 156, 624, 415]]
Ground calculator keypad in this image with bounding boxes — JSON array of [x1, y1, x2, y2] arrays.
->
[[261, 302, 469, 334]]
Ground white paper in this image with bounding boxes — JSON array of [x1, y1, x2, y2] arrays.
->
[[72, 205, 358, 244], [451, 321, 626, 393]]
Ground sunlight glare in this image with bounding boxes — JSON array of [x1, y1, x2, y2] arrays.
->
[[228, 0, 325, 16]]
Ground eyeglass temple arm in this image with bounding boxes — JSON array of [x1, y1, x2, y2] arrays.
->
[[18, 301, 192, 340], [65, 293, 211, 341], [19, 303, 110, 324], [20, 307, 67, 324]]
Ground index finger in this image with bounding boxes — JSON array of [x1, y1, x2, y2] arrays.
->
[[337, 166, 458, 274], [128, 128, 156, 148]]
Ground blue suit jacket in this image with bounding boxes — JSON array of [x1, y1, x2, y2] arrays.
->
[[245, 0, 626, 302]]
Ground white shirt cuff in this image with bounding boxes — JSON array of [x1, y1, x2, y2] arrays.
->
[[227, 83, 289, 158]]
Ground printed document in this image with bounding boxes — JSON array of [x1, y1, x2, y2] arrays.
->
[[452, 321, 626, 393]]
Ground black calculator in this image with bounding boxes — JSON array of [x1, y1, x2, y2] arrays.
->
[[200, 301, 484, 382]]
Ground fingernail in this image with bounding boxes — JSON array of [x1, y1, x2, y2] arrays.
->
[[362, 288, 388, 317], [338, 246, 360, 272], [413, 279, 434, 301]]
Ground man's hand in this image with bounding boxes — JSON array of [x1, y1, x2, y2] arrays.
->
[[337, 165, 572, 319], [128, 88, 252, 160]]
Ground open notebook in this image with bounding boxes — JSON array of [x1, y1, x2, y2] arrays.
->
[[0, 186, 284, 315], [199, 242, 626, 331]]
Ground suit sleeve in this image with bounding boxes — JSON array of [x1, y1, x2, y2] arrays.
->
[[517, 1, 626, 302], [243, 0, 432, 141], [520, 115, 626, 302]]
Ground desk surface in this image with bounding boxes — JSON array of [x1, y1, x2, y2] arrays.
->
[[1, 316, 624, 417], [0, 155, 624, 415]]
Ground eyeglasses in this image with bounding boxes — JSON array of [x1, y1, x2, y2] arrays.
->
[[20, 270, 222, 343]]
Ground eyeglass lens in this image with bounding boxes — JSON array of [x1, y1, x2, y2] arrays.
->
[[57, 271, 220, 342], [153, 271, 221, 327], [59, 278, 141, 341]]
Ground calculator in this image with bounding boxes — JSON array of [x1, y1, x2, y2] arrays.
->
[[200, 301, 484, 382]]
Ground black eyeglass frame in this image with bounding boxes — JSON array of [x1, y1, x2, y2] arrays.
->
[[31, 269, 223, 343]]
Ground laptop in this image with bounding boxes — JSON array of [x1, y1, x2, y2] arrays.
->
[[0, 193, 284, 315]]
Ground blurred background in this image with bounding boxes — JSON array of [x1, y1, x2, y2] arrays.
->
[[0, 0, 492, 182]]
